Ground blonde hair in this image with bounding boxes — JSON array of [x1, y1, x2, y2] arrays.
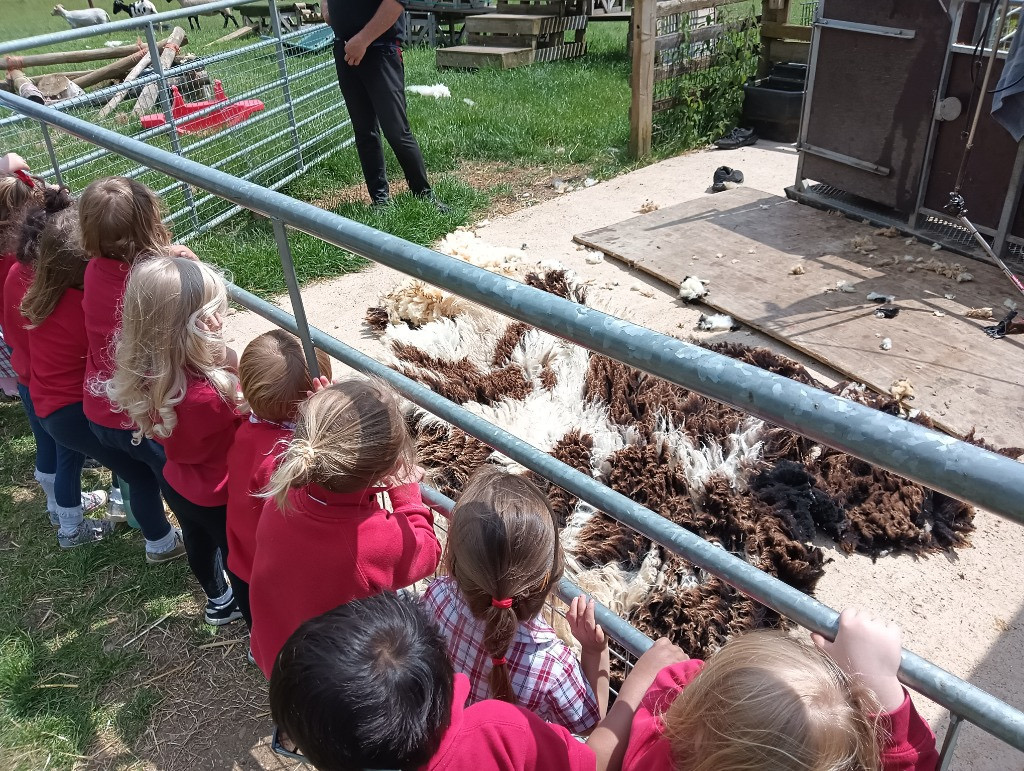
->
[[0, 173, 43, 254], [265, 378, 416, 510], [663, 631, 883, 771], [239, 330, 333, 424], [79, 177, 171, 263], [21, 206, 87, 327], [444, 467, 564, 703], [105, 256, 237, 443]]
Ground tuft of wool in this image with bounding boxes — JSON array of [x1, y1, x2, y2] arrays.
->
[[697, 313, 738, 331], [407, 84, 451, 98], [678, 276, 708, 301]]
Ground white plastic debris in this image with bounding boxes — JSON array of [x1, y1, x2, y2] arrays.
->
[[583, 178, 598, 188], [463, 98, 476, 107], [677, 276, 708, 301], [584, 251, 604, 265], [944, 293, 956, 300], [407, 84, 451, 98], [790, 264, 805, 275], [697, 313, 737, 331], [836, 281, 856, 293], [880, 338, 892, 351]]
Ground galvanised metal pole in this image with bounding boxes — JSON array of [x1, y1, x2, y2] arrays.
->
[[39, 121, 64, 188], [2, 88, 1021, 526], [268, 0, 306, 172], [144, 23, 200, 234], [223, 279, 1024, 754], [417, 485, 656, 659], [270, 219, 320, 380]]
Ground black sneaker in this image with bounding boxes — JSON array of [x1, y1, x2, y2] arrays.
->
[[714, 127, 758, 150], [370, 196, 391, 209], [712, 166, 744, 192], [416, 191, 451, 215], [205, 598, 243, 626]]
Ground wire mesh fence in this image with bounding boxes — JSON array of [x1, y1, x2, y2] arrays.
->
[[0, 4, 350, 240]]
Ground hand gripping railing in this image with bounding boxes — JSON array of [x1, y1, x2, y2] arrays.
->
[[2, 89, 1023, 759]]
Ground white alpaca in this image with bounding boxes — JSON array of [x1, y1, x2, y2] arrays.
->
[[52, 4, 110, 27]]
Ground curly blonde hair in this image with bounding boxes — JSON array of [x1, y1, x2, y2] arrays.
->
[[265, 378, 416, 511], [104, 256, 238, 443], [663, 631, 884, 771]]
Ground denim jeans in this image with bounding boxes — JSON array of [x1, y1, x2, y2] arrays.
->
[[17, 382, 58, 475]]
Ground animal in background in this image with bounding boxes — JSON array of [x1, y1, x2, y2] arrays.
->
[[165, 0, 239, 30], [112, 0, 158, 18], [52, 4, 111, 27]]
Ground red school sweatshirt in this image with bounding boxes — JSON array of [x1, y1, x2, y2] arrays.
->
[[2, 262, 33, 386], [424, 673, 596, 771], [225, 417, 292, 583], [155, 378, 243, 507], [27, 289, 88, 419], [0, 253, 15, 288], [621, 660, 939, 771], [82, 256, 132, 428], [249, 482, 441, 676]]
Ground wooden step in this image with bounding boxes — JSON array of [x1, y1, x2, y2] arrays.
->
[[436, 44, 536, 69], [465, 13, 587, 35]]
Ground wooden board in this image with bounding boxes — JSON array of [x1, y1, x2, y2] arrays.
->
[[575, 187, 1024, 449], [436, 44, 536, 69]]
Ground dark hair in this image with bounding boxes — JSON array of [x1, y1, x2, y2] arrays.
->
[[15, 185, 74, 266], [269, 592, 455, 771]]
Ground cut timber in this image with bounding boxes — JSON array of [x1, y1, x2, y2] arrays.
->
[[465, 13, 587, 47], [6, 70, 44, 104], [761, 21, 812, 41], [0, 42, 149, 70], [436, 44, 535, 69], [206, 23, 259, 47], [133, 27, 187, 118], [72, 38, 171, 90], [98, 45, 156, 119], [574, 187, 1024, 449]]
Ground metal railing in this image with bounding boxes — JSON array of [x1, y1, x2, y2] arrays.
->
[[0, 0, 350, 239], [3, 88, 1024, 764]]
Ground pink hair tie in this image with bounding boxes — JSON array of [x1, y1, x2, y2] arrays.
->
[[491, 597, 513, 609], [491, 657, 508, 666]]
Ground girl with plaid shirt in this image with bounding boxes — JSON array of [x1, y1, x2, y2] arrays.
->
[[422, 466, 610, 735]]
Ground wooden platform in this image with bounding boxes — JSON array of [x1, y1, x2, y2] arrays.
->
[[435, 44, 536, 68], [574, 187, 1024, 449]]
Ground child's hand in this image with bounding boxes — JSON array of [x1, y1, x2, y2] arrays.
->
[[1, 153, 28, 176], [812, 607, 905, 712], [567, 596, 607, 653], [305, 375, 331, 398], [615, 638, 688, 707], [168, 243, 199, 261]]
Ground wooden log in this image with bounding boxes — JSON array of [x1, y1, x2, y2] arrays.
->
[[72, 49, 149, 90], [7, 69, 45, 104], [97, 47, 156, 119], [0, 42, 152, 71], [206, 23, 260, 47], [629, 0, 655, 159], [133, 27, 187, 118], [30, 70, 90, 82]]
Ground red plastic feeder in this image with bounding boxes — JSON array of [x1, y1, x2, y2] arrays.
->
[[140, 80, 265, 134]]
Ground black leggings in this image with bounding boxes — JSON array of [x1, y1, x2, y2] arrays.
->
[[160, 484, 229, 600], [227, 569, 252, 629]]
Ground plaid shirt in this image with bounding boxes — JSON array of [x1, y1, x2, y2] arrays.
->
[[0, 335, 16, 380], [422, 577, 600, 734]]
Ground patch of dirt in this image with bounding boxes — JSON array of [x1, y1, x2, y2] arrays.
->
[[307, 160, 592, 220]]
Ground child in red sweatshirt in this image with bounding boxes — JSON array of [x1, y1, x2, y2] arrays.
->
[[269, 591, 681, 771], [105, 255, 244, 625], [226, 330, 332, 629], [616, 608, 939, 771], [249, 378, 442, 676]]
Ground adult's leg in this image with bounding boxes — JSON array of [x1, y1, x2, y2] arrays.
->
[[88, 420, 177, 551], [361, 45, 431, 196], [159, 483, 229, 601], [335, 41, 390, 203], [17, 383, 58, 519]]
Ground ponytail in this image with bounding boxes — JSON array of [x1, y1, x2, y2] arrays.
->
[[484, 598, 519, 703], [265, 437, 317, 511]]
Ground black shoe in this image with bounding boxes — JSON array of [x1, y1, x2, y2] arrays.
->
[[711, 166, 744, 192], [416, 191, 451, 215], [370, 196, 391, 209], [205, 597, 243, 626], [714, 127, 758, 150], [83, 457, 102, 470]]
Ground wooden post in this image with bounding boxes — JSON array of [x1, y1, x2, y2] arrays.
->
[[0, 43, 155, 70], [97, 49, 156, 119], [759, 0, 791, 75], [133, 27, 187, 117], [73, 48, 151, 90], [629, 0, 656, 159], [7, 70, 44, 103]]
